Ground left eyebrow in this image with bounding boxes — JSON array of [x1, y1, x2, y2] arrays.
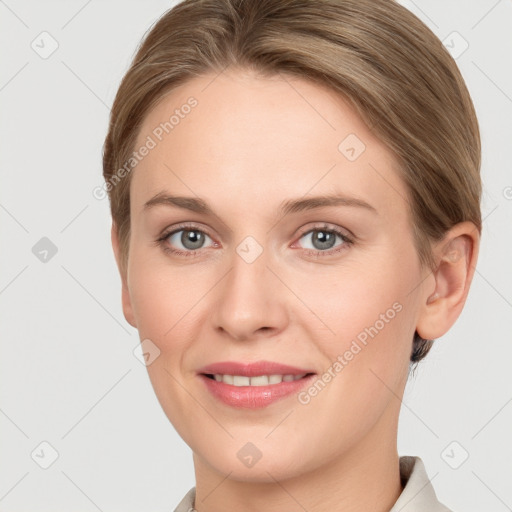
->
[[143, 192, 378, 216], [279, 194, 378, 216]]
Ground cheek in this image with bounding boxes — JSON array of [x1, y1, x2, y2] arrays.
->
[[296, 260, 413, 342], [126, 252, 211, 415], [126, 256, 208, 443], [127, 247, 206, 340], [290, 275, 414, 458], [290, 252, 418, 390]]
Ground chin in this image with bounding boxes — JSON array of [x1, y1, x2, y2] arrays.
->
[[193, 438, 315, 483]]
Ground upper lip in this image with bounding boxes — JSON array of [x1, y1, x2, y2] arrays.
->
[[197, 360, 316, 377]]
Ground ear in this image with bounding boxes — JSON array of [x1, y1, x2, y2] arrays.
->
[[111, 223, 137, 328], [416, 221, 480, 340]]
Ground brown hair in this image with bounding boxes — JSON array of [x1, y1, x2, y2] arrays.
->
[[102, 0, 482, 365]]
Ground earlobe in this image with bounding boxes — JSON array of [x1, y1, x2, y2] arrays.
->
[[416, 221, 480, 340], [111, 223, 137, 329]]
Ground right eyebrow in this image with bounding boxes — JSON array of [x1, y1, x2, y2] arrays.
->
[[144, 193, 211, 214]]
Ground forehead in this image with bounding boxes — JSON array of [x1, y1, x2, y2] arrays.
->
[[130, 68, 408, 222]]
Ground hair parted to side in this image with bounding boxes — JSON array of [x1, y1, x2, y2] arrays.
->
[[102, 0, 481, 366]]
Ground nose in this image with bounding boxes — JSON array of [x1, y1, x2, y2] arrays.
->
[[210, 242, 289, 342]]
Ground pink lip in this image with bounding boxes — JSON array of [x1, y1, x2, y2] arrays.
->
[[197, 360, 316, 409], [197, 360, 314, 377]]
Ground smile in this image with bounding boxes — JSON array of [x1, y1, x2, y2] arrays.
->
[[205, 373, 309, 386]]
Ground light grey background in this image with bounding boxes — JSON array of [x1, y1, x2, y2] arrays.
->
[[1, 0, 511, 510]]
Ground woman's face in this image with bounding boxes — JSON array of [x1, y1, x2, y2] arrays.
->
[[119, 68, 430, 481]]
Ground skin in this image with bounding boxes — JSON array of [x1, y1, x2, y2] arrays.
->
[[111, 67, 479, 512]]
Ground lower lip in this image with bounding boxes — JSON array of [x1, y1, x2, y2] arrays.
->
[[199, 374, 316, 408]]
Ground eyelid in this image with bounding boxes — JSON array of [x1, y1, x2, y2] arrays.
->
[[159, 221, 213, 239], [294, 222, 354, 241]]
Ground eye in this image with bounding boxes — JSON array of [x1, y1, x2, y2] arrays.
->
[[156, 222, 353, 258], [295, 224, 353, 256], [157, 223, 215, 256]]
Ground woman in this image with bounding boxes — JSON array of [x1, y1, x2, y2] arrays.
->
[[102, 0, 481, 510]]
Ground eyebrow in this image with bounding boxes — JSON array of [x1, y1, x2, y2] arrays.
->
[[143, 192, 378, 216]]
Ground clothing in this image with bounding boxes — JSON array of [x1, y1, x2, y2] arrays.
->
[[390, 456, 452, 511], [173, 455, 452, 512]]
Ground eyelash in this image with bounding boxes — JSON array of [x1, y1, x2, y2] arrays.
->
[[155, 222, 354, 259]]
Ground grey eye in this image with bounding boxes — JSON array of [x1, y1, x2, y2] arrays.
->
[[299, 229, 344, 251], [168, 229, 212, 251]]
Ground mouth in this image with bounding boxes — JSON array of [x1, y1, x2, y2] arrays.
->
[[197, 362, 317, 408], [201, 372, 315, 386]]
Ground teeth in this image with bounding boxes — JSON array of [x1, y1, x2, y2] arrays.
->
[[269, 374, 283, 384], [250, 375, 269, 386], [212, 374, 306, 386], [233, 376, 250, 386]]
